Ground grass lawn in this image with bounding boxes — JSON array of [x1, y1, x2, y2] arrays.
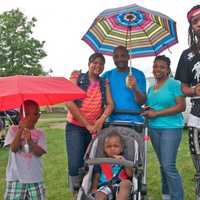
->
[[0, 112, 195, 199]]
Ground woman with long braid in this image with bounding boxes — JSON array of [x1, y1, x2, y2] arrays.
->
[[175, 5, 200, 199]]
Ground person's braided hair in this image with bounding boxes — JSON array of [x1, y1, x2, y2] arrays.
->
[[188, 5, 200, 55]]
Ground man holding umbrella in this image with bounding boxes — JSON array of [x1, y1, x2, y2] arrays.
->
[[82, 4, 178, 125], [70, 46, 146, 124], [102, 45, 146, 124]]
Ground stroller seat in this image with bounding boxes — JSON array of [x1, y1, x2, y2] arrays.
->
[[77, 126, 146, 200]]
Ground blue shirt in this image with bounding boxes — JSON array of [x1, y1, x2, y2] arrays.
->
[[146, 78, 184, 128], [94, 164, 122, 186], [102, 68, 146, 123]]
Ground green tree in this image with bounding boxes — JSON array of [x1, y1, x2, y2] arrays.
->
[[0, 9, 49, 76]]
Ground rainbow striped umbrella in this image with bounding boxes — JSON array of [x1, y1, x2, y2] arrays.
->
[[82, 4, 178, 58]]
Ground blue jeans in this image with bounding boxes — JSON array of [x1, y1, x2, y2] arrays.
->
[[149, 128, 184, 200], [65, 122, 92, 191]]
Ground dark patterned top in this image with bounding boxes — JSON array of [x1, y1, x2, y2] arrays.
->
[[175, 48, 200, 117]]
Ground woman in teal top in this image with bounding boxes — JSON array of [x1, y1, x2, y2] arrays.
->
[[143, 55, 186, 200]]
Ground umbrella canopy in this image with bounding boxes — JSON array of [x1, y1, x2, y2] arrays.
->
[[0, 75, 86, 111], [82, 4, 178, 58]]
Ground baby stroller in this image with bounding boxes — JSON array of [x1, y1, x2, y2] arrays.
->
[[77, 111, 148, 200], [0, 109, 20, 147]]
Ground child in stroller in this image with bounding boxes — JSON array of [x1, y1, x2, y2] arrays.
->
[[77, 125, 145, 200], [91, 131, 133, 200]]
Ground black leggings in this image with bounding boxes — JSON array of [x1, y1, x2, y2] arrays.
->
[[189, 127, 200, 198]]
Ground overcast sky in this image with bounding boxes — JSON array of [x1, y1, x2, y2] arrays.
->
[[0, 0, 198, 78]]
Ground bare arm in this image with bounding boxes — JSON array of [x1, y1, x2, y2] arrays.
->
[[92, 83, 114, 132], [143, 96, 186, 118], [103, 82, 114, 117], [67, 71, 94, 132], [181, 83, 200, 97], [66, 101, 93, 132], [24, 129, 46, 157], [113, 155, 133, 178], [10, 118, 29, 152], [124, 166, 134, 178], [133, 87, 146, 105], [92, 173, 100, 192], [10, 127, 23, 153], [127, 75, 146, 105], [28, 140, 46, 157]]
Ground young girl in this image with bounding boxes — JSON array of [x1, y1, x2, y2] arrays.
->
[[4, 100, 47, 200]]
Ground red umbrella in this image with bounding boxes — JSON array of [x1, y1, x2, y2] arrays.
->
[[0, 75, 86, 111]]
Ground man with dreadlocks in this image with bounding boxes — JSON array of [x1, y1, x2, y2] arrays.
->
[[175, 4, 200, 199]]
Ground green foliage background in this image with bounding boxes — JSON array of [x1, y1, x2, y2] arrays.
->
[[0, 113, 195, 199], [0, 9, 48, 76]]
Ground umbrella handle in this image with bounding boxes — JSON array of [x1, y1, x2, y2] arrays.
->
[[24, 128, 29, 153], [24, 140, 29, 153], [22, 103, 25, 118], [129, 66, 132, 76], [128, 50, 132, 76], [22, 102, 29, 153], [125, 56, 133, 88]]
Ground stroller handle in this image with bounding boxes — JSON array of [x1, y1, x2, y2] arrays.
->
[[86, 157, 134, 168], [113, 109, 141, 115]]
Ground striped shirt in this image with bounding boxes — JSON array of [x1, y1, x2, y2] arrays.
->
[[67, 80, 103, 126]]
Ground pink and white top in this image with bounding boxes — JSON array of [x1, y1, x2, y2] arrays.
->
[[67, 80, 103, 127], [4, 125, 47, 183]]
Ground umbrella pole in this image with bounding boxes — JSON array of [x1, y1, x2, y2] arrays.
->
[[129, 58, 132, 76], [125, 18, 134, 88], [22, 103, 25, 118], [128, 25, 132, 76], [126, 16, 133, 76], [22, 103, 29, 153]]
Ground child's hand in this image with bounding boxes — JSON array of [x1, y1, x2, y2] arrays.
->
[[17, 118, 28, 136], [19, 117, 28, 129], [23, 128, 31, 142], [113, 155, 125, 161]]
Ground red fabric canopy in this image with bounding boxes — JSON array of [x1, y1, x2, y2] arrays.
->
[[0, 75, 86, 111]]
